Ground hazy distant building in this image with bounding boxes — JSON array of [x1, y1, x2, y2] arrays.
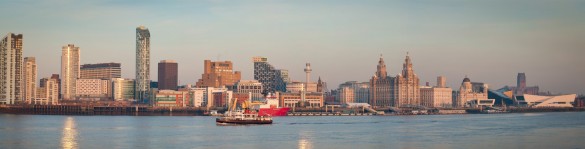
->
[[61, 44, 80, 100], [75, 79, 110, 100], [158, 60, 178, 90], [34, 77, 59, 105], [286, 81, 318, 93], [23, 57, 37, 104], [338, 81, 370, 103], [420, 76, 453, 108], [135, 25, 151, 103], [0, 33, 23, 104], [316, 77, 327, 93], [80, 63, 121, 79], [369, 55, 395, 107], [394, 54, 421, 107], [234, 80, 263, 102], [510, 73, 539, 96], [112, 78, 135, 101], [338, 86, 355, 104], [455, 77, 489, 107], [196, 60, 241, 88], [253, 56, 289, 94]]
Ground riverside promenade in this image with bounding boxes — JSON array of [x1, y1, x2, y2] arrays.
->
[[1, 104, 584, 116]]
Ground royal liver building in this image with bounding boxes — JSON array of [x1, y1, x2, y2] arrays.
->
[[135, 26, 150, 103]]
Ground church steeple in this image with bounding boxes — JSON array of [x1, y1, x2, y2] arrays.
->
[[376, 54, 387, 77]]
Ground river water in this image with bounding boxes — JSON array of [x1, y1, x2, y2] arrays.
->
[[1, 112, 584, 149]]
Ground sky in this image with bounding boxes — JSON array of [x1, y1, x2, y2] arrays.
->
[[1, 0, 584, 95]]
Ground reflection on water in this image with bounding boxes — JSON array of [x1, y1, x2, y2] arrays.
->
[[298, 131, 313, 149], [61, 117, 78, 149]]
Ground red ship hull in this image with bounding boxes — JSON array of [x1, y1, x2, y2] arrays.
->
[[258, 107, 290, 116]]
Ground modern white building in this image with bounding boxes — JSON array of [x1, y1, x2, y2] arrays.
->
[[61, 44, 80, 100], [135, 25, 151, 103], [112, 78, 135, 101], [0, 33, 23, 104], [522, 94, 576, 108], [23, 57, 37, 104], [75, 79, 110, 100]]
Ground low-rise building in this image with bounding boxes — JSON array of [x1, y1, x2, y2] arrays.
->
[[521, 94, 577, 108], [76, 79, 111, 100], [34, 77, 59, 105], [112, 78, 135, 101], [153, 90, 189, 107], [277, 92, 323, 108], [234, 80, 263, 101]]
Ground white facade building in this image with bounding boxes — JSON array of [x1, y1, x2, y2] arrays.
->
[[75, 79, 110, 99], [23, 57, 37, 104], [0, 33, 23, 104], [523, 94, 576, 108], [61, 44, 80, 100]]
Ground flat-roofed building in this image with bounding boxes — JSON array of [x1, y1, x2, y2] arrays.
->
[[277, 92, 323, 108], [75, 79, 110, 100], [80, 63, 121, 80], [112, 78, 135, 101], [235, 80, 263, 102]]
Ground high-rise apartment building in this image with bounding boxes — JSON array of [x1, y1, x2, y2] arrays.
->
[[234, 80, 263, 102], [80, 63, 121, 79], [253, 56, 289, 94], [23, 57, 37, 104], [136, 25, 151, 103], [158, 60, 178, 90], [0, 33, 23, 104], [394, 54, 420, 107], [112, 78, 135, 101], [61, 44, 80, 100], [369, 55, 395, 107], [195, 60, 241, 88]]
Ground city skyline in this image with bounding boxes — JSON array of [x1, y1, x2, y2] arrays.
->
[[1, 1, 584, 95]]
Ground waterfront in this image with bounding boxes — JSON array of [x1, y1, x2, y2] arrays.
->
[[1, 112, 584, 149]]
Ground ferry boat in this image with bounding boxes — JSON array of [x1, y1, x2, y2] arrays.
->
[[216, 110, 272, 125], [216, 96, 273, 125]]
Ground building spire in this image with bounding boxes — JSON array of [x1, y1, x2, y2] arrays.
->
[[376, 54, 387, 77]]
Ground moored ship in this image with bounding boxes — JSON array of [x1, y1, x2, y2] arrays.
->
[[255, 94, 289, 116]]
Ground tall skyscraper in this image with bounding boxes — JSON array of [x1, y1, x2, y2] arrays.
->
[[394, 53, 420, 107], [158, 60, 178, 90], [61, 44, 80, 100], [0, 33, 23, 104], [369, 54, 395, 107], [195, 60, 241, 88], [80, 63, 121, 79], [23, 57, 37, 104], [253, 56, 288, 94], [136, 25, 151, 103]]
